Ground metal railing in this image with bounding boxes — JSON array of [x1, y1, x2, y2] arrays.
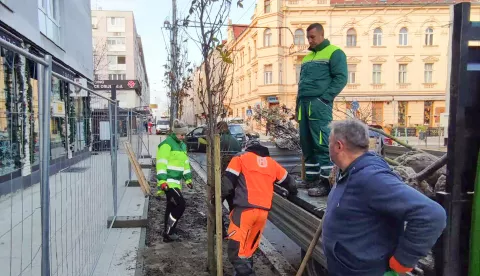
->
[[0, 36, 148, 276]]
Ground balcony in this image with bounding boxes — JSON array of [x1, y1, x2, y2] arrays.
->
[[422, 83, 437, 89], [371, 84, 384, 90], [108, 64, 127, 71], [108, 44, 126, 52], [397, 83, 411, 89], [287, 0, 300, 4], [291, 44, 309, 55]]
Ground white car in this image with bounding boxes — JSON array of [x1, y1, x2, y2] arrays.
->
[[156, 120, 169, 134]]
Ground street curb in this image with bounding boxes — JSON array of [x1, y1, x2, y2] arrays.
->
[[189, 159, 296, 276]]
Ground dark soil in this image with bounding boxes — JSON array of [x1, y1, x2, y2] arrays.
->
[[143, 169, 278, 276]]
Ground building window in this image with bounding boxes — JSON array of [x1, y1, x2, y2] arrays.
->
[[372, 102, 383, 124], [264, 29, 272, 47], [248, 73, 252, 93], [424, 101, 433, 125], [38, 0, 61, 44], [346, 28, 357, 47], [348, 64, 356, 84], [108, 74, 126, 80], [398, 101, 408, 126], [107, 17, 126, 32], [424, 63, 433, 83], [279, 30, 282, 46], [279, 63, 283, 84], [94, 74, 100, 80], [399, 27, 408, 46], [248, 46, 251, 61], [372, 64, 382, 84], [107, 37, 126, 45], [398, 64, 407, 84], [294, 29, 305, 45], [107, 55, 126, 64], [264, 0, 271, 13], [373, 28, 382, 46], [92, 17, 98, 29], [264, 65, 273, 84], [253, 40, 257, 57], [425, 27, 434, 46], [296, 65, 301, 82]]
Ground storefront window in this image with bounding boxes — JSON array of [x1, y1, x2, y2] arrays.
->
[[0, 51, 40, 177]]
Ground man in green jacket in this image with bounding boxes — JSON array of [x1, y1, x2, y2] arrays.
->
[[156, 120, 193, 242], [296, 23, 348, 196]]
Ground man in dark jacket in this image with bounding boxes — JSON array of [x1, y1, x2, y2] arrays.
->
[[323, 119, 447, 276], [296, 23, 348, 196], [217, 121, 242, 237]]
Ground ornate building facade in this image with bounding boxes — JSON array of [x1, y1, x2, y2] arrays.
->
[[225, 0, 479, 130]]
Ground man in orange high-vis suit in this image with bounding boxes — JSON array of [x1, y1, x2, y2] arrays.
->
[[220, 140, 298, 276]]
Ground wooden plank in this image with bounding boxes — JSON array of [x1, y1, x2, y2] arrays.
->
[[124, 142, 151, 196]]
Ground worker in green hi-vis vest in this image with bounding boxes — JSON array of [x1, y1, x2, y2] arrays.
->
[[295, 23, 348, 197]]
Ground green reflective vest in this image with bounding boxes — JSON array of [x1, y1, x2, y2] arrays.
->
[[156, 134, 192, 190]]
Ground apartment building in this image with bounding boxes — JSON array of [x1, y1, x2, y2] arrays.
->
[[225, 0, 480, 129], [91, 10, 150, 109], [0, 0, 94, 180]]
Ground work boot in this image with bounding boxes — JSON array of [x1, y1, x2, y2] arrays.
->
[[297, 179, 319, 189], [232, 258, 255, 276], [163, 232, 180, 243]]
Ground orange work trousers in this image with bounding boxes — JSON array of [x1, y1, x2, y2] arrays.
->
[[227, 207, 269, 260]]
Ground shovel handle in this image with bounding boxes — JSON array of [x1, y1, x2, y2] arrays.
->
[[296, 219, 324, 276]]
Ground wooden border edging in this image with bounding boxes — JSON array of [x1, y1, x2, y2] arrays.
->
[[107, 196, 150, 228]]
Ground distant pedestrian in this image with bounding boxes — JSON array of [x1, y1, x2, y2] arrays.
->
[[156, 119, 193, 242], [148, 120, 153, 135], [322, 119, 446, 275]]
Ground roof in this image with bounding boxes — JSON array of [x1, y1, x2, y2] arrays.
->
[[232, 24, 249, 39], [329, 0, 477, 5]]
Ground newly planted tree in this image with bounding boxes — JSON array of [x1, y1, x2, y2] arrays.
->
[[186, 0, 242, 274]]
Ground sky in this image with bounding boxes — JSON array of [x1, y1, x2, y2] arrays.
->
[[92, 0, 256, 111]]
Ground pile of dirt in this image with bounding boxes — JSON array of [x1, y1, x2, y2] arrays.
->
[[142, 170, 278, 276]]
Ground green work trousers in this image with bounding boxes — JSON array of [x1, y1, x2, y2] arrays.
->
[[298, 98, 332, 182]]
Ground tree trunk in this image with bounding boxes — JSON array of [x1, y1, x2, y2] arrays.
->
[[411, 153, 448, 182], [206, 143, 216, 274]]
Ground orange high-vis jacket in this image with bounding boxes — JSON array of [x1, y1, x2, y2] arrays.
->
[[223, 151, 288, 210]]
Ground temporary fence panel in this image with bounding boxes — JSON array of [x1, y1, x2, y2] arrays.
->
[[0, 38, 130, 276]]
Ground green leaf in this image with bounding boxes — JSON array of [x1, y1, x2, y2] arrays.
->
[[237, 0, 243, 8]]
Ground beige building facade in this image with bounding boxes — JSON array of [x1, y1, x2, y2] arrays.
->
[[91, 10, 150, 109], [225, 0, 480, 130]]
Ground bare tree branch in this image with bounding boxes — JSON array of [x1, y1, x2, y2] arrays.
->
[[93, 38, 109, 79]]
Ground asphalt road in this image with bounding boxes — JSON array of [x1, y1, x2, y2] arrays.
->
[[148, 134, 302, 269]]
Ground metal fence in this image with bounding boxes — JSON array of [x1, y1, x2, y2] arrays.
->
[[0, 36, 147, 276]]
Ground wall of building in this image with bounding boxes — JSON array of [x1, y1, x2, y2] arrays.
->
[[0, 0, 94, 179], [91, 10, 150, 108], [0, 0, 94, 78], [225, 0, 480, 129]]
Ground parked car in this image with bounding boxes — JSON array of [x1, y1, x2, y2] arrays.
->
[[185, 124, 247, 152], [368, 124, 393, 156], [156, 119, 169, 135]]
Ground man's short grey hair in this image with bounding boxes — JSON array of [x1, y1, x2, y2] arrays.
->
[[329, 119, 369, 152]]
